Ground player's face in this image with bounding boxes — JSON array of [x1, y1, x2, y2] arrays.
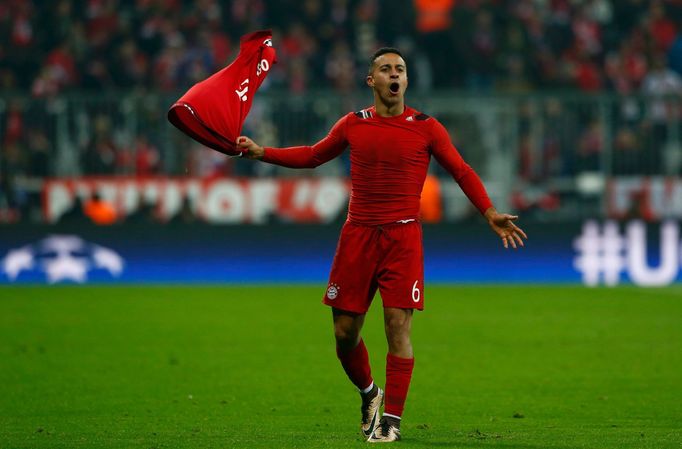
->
[[367, 53, 408, 105]]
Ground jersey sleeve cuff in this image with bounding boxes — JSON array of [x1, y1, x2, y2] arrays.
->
[[261, 147, 276, 163]]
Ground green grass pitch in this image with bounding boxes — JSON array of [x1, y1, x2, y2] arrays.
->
[[0, 285, 681, 449]]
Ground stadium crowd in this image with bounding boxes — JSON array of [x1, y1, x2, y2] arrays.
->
[[2, 0, 682, 94], [2, 0, 682, 222]]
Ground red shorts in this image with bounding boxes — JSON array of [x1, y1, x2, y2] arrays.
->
[[322, 220, 424, 313]]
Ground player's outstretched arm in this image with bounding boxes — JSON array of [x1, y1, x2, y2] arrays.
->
[[484, 207, 528, 249], [236, 115, 348, 169], [237, 136, 264, 159]]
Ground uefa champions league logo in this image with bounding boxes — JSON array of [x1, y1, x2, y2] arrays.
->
[[1, 235, 124, 284]]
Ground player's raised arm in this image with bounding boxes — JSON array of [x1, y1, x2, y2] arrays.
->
[[429, 119, 528, 249], [238, 114, 349, 169]]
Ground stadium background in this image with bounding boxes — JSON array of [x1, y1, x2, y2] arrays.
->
[[2, 0, 682, 285], [1, 2, 681, 449]]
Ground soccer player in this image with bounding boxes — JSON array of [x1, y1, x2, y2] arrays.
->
[[237, 48, 527, 443]]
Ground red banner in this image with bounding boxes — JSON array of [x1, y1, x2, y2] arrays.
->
[[44, 177, 350, 224], [607, 177, 682, 221]]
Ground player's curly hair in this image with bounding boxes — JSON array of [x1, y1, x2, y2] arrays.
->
[[368, 47, 404, 74]]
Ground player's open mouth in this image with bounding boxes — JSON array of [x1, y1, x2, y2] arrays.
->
[[389, 82, 400, 94]]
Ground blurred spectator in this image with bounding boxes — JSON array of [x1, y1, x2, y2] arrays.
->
[[496, 22, 532, 93], [2, 142, 27, 178], [669, 33, 682, 76], [571, 50, 604, 92], [115, 135, 160, 175], [465, 10, 498, 91], [31, 66, 61, 97], [59, 195, 86, 224], [572, 3, 603, 57], [325, 41, 356, 92], [111, 38, 149, 88], [168, 196, 196, 224], [413, 0, 455, 88], [84, 192, 117, 225], [605, 40, 648, 94], [26, 128, 51, 177], [576, 118, 604, 172], [134, 136, 161, 176], [612, 126, 643, 175], [642, 54, 682, 112], [126, 197, 159, 224], [419, 173, 442, 223], [646, 0, 677, 53], [184, 143, 232, 178], [641, 53, 682, 173], [624, 190, 655, 221], [540, 99, 568, 178], [45, 40, 78, 89], [82, 115, 118, 174], [3, 100, 24, 146], [151, 35, 184, 91]]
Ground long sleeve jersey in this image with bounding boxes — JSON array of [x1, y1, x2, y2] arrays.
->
[[261, 105, 493, 226]]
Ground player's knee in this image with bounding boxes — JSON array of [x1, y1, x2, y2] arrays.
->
[[384, 313, 409, 335], [334, 323, 359, 347], [384, 315, 411, 348]]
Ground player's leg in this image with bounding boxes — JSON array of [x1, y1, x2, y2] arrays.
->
[[333, 307, 370, 385], [324, 221, 384, 438], [327, 222, 378, 385], [368, 307, 414, 443], [333, 308, 384, 439], [384, 306, 413, 358], [370, 222, 422, 442], [384, 306, 415, 419]]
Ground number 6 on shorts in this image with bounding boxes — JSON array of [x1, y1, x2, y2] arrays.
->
[[412, 280, 420, 303]]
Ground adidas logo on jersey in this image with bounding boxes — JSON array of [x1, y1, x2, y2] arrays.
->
[[355, 109, 374, 119], [406, 113, 430, 122], [354, 110, 430, 121]]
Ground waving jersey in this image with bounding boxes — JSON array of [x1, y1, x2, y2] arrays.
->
[[168, 30, 277, 156], [261, 106, 492, 226]]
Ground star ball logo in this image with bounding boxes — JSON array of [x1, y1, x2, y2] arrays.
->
[[2, 235, 124, 284]]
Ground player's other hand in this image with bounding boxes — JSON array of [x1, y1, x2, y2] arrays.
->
[[484, 207, 528, 249], [237, 136, 264, 159]]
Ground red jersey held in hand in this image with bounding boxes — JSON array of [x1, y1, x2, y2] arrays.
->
[[262, 106, 493, 226], [168, 30, 277, 156]]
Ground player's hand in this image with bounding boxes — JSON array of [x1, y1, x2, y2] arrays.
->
[[237, 136, 264, 159], [484, 207, 528, 249]]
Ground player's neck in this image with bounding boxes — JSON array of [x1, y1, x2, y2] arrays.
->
[[373, 99, 405, 117]]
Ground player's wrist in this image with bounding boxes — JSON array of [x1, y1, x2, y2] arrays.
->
[[483, 207, 497, 221], [254, 145, 265, 159], [241, 146, 263, 160]]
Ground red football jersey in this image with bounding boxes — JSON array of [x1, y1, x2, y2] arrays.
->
[[262, 106, 493, 225], [168, 30, 277, 156]]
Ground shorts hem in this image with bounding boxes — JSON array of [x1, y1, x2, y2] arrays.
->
[[381, 298, 424, 311], [383, 304, 424, 311], [322, 299, 369, 314]]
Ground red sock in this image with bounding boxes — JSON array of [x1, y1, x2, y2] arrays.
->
[[336, 339, 373, 391], [384, 353, 414, 417]]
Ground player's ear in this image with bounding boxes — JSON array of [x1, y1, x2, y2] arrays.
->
[[366, 75, 374, 88]]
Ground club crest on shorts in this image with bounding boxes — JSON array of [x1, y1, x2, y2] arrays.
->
[[326, 283, 340, 300]]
